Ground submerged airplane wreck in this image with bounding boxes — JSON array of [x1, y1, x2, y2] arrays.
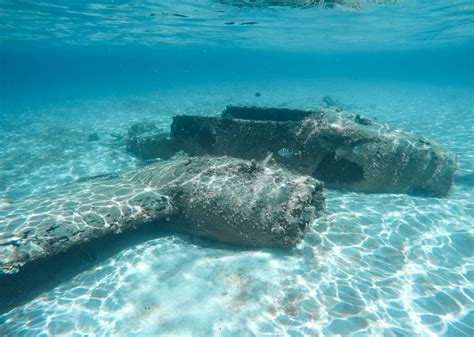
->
[[128, 106, 456, 197], [0, 156, 324, 276], [0, 104, 456, 312]]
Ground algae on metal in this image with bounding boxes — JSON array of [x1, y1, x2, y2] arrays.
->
[[132, 106, 456, 197], [0, 155, 324, 275]]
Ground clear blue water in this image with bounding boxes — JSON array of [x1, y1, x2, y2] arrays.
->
[[1, 1, 473, 336]]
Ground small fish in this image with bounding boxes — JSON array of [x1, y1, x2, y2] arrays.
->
[[352, 145, 362, 154], [322, 95, 337, 108], [172, 13, 189, 18], [354, 114, 372, 126], [277, 148, 295, 159], [0, 198, 10, 208], [110, 132, 124, 140]]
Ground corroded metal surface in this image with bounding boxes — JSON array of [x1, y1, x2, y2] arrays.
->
[[0, 156, 325, 275], [142, 106, 456, 196]]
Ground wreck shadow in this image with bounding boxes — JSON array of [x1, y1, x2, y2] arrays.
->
[[0, 222, 162, 314], [0, 222, 289, 315]]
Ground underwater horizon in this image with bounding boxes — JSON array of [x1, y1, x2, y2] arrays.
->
[[1, 1, 474, 336]]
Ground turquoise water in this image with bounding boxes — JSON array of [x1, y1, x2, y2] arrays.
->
[[1, 1, 473, 336]]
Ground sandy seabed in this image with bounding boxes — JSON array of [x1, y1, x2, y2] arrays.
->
[[1, 78, 473, 336]]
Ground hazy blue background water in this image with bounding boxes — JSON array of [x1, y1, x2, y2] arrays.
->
[[1, 1, 473, 336], [1, 0, 473, 107]]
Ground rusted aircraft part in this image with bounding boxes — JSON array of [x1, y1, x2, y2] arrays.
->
[[0, 155, 325, 275], [142, 106, 456, 197]]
